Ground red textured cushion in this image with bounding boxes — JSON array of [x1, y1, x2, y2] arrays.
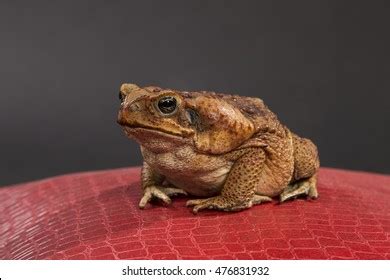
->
[[1, 167, 390, 260]]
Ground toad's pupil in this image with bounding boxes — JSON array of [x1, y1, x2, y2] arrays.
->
[[158, 97, 177, 114]]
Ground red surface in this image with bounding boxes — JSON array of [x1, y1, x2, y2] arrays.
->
[[1, 167, 390, 260]]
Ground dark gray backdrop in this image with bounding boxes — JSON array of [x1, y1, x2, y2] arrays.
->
[[1, 0, 389, 186]]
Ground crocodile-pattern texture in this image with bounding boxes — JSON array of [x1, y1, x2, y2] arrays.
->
[[1, 167, 390, 260]]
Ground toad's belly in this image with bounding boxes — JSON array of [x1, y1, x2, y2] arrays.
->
[[141, 145, 234, 197], [166, 165, 233, 196]]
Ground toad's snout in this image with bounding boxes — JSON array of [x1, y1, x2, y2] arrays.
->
[[117, 103, 139, 125], [117, 84, 146, 127], [117, 108, 127, 126]]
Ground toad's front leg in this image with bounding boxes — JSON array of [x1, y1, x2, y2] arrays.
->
[[139, 162, 187, 209], [186, 148, 272, 213]]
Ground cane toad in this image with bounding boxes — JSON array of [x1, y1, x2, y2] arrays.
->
[[117, 84, 320, 213]]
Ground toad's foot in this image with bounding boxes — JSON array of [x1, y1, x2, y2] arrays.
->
[[139, 186, 187, 209], [252, 194, 273, 205], [186, 194, 272, 214], [280, 175, 318, 203]]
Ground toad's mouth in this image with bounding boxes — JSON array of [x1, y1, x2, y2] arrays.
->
[[121, 124, 191, 139]]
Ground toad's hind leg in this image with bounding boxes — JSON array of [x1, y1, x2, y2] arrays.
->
[[186, 148, 272, 213], [280, 134, 320, 203], [280, 175, 318, 202]]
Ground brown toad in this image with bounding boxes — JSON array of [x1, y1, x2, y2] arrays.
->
[[117, 83, 319, 213]]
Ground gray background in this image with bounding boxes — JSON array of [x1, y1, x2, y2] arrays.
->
[[1, 0, 389, 186]]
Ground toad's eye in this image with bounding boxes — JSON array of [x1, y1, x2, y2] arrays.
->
[[119, 92, 125, 104], [157, 96, 177, 115]]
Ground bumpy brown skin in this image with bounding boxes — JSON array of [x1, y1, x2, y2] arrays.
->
[[117, 83, 320, 213]]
